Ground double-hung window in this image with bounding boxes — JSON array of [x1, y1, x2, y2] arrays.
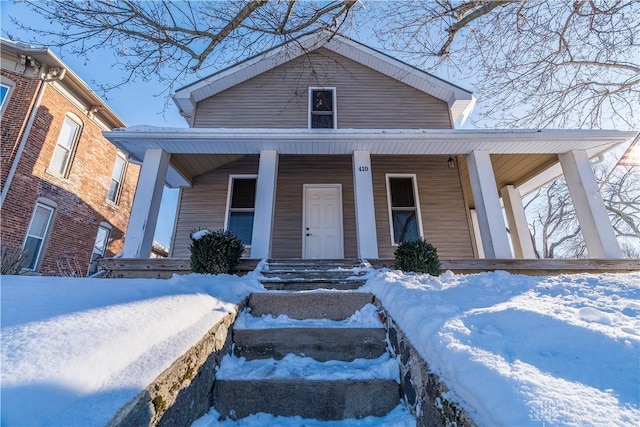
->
[[87, 223, 111, 275], [225, 176, 257, 245], [22, 202, 55, 270], [386, 175, 423, 244], [49, 116, 81, 177], [309, 87, 336, 129], [107, 154, 127, 204]]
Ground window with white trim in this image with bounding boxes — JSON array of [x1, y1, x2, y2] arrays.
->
[[225, 176, 257, 245], [87, 223, 111, 276], [22, 202, 55, 270], [386, 175, 423, 244], [309, 87, 336, 129], [0, 76, 15, 116], [48, 115, 81, 177], [107, 154, 127, 204], [0, 83, 10, 110]]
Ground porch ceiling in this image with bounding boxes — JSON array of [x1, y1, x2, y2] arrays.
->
[[103, 128, 635, 188]]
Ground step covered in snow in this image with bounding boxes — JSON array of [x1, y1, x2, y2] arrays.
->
[[213, 354, 400, 421], [233, 303, 386, 361], [248, 291, 375, 320]]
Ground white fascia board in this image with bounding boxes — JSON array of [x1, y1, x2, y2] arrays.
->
[[103, 128, 635, 158]]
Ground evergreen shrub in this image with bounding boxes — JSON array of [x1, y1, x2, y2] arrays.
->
[[394, 239, 441, 276], [189, 229, 244, 274]]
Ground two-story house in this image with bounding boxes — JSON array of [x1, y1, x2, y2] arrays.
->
[[104, 32, 634, 263], [1, 38, 139, 275]]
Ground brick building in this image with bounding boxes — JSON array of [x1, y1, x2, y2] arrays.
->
[[1, 38, 139, 276]]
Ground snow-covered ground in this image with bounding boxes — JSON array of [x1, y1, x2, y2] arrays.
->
[[1, 268, 639, 426]]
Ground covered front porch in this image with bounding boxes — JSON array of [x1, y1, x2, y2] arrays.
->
[[103, 128, 636, 263]]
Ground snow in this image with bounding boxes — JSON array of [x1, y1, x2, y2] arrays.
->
[[191, 229, 211, 240], [215, 353, 399, 381], [362, 270, 640, 427], [2, 268, 639, 427], [1, 273, 263, 427], [192, 404, 415, 427], [234, 303, 383, 329]]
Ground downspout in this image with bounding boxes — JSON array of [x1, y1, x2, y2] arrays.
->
[[0, 67, 66, 208]]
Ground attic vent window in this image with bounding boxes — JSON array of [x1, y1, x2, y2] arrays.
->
[[309, 87, 336, 129]]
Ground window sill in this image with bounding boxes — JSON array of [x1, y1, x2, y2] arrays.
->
[[44, 169, 68, 180]]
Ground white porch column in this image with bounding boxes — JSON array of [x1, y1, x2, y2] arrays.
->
[[558, 150, 622, 258], [250, 150, 278, 259], [466, 150, 512, 259], [123, 148, 170, 258], [501, 185, 536, 258], [353, 151, 378, 259]]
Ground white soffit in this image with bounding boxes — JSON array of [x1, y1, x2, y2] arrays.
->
[[172, 31, 474, 122]]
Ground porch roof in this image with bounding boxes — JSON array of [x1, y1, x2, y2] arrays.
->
[[103, 127, 635, 192]]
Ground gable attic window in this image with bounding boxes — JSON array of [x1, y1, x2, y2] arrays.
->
[[48, 115, 82, 177], [225, 175, 257, 245], [309, 87, 336, 129], [386, 175, 424, 245]]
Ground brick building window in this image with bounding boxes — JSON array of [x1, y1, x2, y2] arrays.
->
[[0, 84, 9, 109], [0, 76, 15, 116], [48, 115, 82, 177], [107, 154, 127, 204], [22, 201, 56, 270], [87, 223, 111, 276]]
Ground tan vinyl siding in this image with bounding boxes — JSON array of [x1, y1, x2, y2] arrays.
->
[[171, 156, 259, 258], [272, 155, 357, 258], [194, 48, 451, 129], [371, 155, 474, 259]]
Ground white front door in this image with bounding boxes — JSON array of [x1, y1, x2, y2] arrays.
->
[[303, 185, 344, 259]]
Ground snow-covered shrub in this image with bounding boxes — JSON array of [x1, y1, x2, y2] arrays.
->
[[189, 229, 244, 274], [394, 239, 441, 276]]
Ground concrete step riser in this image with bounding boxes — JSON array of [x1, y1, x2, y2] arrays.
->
[[248, 292, 375, 320], [261, 271, 366, 279], [213, 379, 400, 420], [260, 280, 366, 291], [233, 327, 387, 361]]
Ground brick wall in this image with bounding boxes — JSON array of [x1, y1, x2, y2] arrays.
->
[[1, 78, 139, 275], [1, 69, 41, 190]]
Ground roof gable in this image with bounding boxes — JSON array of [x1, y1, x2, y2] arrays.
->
[[172, 31, 475, 125]]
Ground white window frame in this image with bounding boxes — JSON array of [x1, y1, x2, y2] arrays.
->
[[47, 114, 82, 178], [224, 174, 258, 247], [22, 200, 56, 271], [0, 77, 15, 116], [308, 87, 337, 129], [87, 222, 112, 276], [106, 153, 128, 204], [385, 174, 424, 246]]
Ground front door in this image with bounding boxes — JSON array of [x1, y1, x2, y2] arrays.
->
[[303, 185, 344, 259]]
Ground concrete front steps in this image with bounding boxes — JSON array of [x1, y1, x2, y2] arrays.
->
[[259, 259, 369, 291], [212, 268, 406, 422]]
